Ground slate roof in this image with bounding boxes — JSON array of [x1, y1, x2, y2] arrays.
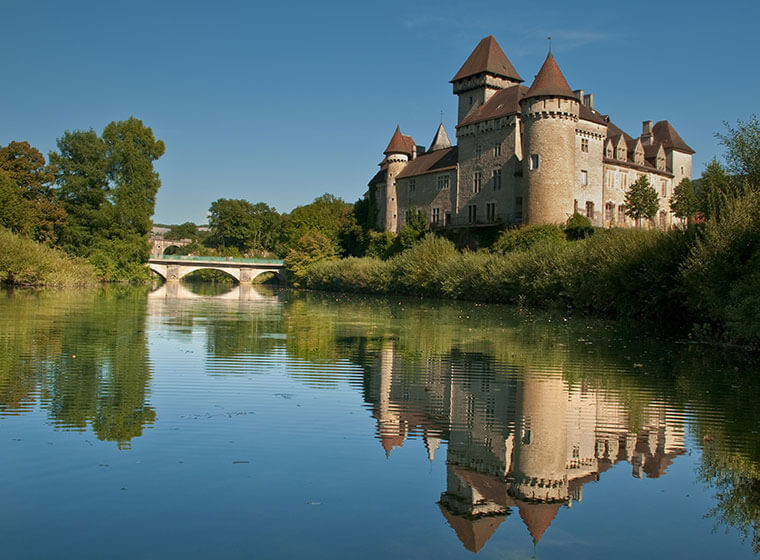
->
[[396, 146, 458, 179], [451, 35, 523, 83], [429, 122, 452, 151], [525, 51, 576, 99], [457, 85, 528, 127], [653, 121, 695, 154], [368, 167, 387, 186]]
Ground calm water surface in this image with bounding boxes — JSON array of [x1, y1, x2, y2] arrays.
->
[[2, 284, 760, 559]]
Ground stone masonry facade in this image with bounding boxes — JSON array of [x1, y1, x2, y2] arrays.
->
[[368, 36, 694, 232]]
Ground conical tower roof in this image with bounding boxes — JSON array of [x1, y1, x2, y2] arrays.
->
[[517, 501, 562, 544], [524, 51, 576, 99], [428, 123, 452, 152], [451, 36, 523, 83], [383, 126, 415, 156]]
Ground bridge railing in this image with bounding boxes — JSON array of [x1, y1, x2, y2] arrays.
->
[[150, 255, 284, 265]]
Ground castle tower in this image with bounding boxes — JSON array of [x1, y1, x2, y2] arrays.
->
[[382, 126, 414, 233], [429, 122, 452, 152], [510, 370, 569, 504], [520, 51, 579, 225], [451, 36, 523, 124]]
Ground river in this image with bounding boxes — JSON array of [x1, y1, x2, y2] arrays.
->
[[1, 284, 759, 559]]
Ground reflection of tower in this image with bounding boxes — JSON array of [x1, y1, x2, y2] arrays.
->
[[511, 370, 569, 503], [376, 340, 405, 455]]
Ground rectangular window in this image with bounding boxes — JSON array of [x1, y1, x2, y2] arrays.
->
[[468, 204, 477, 224], [486, 202, 496, 223], [445, 212, 451, 226], [586, 201, 594, 219], [618, 204, 626, 222], [431, 208, 440, 224], [659, 210, 666, 227], [605, 202, 614, 221], [580, 169, 588, 186], [475, 144, 482, 158], [494, 143, 501, 157], [530, 154, 539, 170], [492, 169, 502, 190], [409, 179, 416, 193], [437, 174, 449, 190], [581, 138, 589, 152], [661, 180, 667, 197], [473, 171, 482, 193]]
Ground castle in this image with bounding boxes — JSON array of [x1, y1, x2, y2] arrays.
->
[[368, 36, 694, 231]]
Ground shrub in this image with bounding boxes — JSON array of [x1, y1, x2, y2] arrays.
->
[[390, 234, 459, 296], [564, 213, 595, 241], [492, 224, 566, 253], [0, 227, 98, 286], [682, 191, 760, 342]]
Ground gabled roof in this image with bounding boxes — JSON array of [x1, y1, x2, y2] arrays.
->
[[652, 121, 695, 154], [451, 36, 523, 83], [524, 51, 576, 99], [384, 126, 416, 156], [457, 85, 528, 127], [429, 122, 452, 152], [607, 121, 634, 145], [396, 146, 458, 179]]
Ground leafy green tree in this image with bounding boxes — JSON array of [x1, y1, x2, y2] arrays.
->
[[624, 176, 659, 226], [102, 117, 165, 238], [208, 198, 281, 254], [283, 230, 337, 287], [282, 194, 352, 254], [670, 177, 699, 224], [165, 222, 198, 241], [698, 159, 736, 222], [397, 207, 428, 250], [0, 173, 32, 236], [717, 114, 760, 191], [49, 129, 110, 252], [0, 141, 67, 244]]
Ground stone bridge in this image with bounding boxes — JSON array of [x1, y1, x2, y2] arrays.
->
[[150, 238, 193, 257], [147, 256, 287, 283]]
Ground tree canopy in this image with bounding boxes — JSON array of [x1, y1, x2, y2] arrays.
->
[[624, 176, 659, 226]]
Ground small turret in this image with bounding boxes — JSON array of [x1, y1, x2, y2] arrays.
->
[[380, 126, 414, 233]]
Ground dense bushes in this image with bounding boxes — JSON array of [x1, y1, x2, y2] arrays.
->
[[303, 228, 701, 325], [0, 227, 98, 286]]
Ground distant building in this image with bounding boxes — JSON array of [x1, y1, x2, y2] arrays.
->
[[368, 36, 694, 231]]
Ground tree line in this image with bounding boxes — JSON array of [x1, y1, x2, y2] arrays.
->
[[0, 117, 165, 281]]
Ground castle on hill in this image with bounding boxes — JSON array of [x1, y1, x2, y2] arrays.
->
[[368, 36, 694, 231]]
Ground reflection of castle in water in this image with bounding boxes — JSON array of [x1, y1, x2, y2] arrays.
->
[[366, 341, 686, 552]]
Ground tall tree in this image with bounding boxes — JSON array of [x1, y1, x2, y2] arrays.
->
[[102, 117, 165, 238], [670, 178, 699, 225], [0, 141, 66, 244], [717, 114, 760, 191], [624, 176, 659, 226], [208, 198, 281, 253], [49, 129, 110, 252]]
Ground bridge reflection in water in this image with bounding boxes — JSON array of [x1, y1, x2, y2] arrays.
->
[[365, 340, 685, 551]]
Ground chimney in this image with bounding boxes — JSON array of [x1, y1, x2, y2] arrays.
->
[[642, 120, 653, 145], [583, 93, 594, 109], [574, 89, 584, 103]]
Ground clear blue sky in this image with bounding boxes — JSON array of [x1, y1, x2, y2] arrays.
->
[[1, 0, 756, 224]]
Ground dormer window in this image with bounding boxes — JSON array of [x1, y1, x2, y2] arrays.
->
[[606, 146, 613, 158]]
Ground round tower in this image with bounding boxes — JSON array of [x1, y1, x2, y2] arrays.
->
[[510, 370, 569, 504], [520, 52, 579, 225], [382, 126, 413, 233]]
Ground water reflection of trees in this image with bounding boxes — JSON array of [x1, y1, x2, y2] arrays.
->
[[0, 287, 155, 448]]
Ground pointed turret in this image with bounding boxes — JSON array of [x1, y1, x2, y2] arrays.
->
[[525, 51, 576, 100], [518, 502, 562, 544], [384, 125, 414, 156], [452, 36, 523, 123], [428, 123, 452, 152], [451, 36, 523, 83]]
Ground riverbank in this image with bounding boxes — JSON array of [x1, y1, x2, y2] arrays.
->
[[0, 227, 99, 286], [302, 206, 760, 347]]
